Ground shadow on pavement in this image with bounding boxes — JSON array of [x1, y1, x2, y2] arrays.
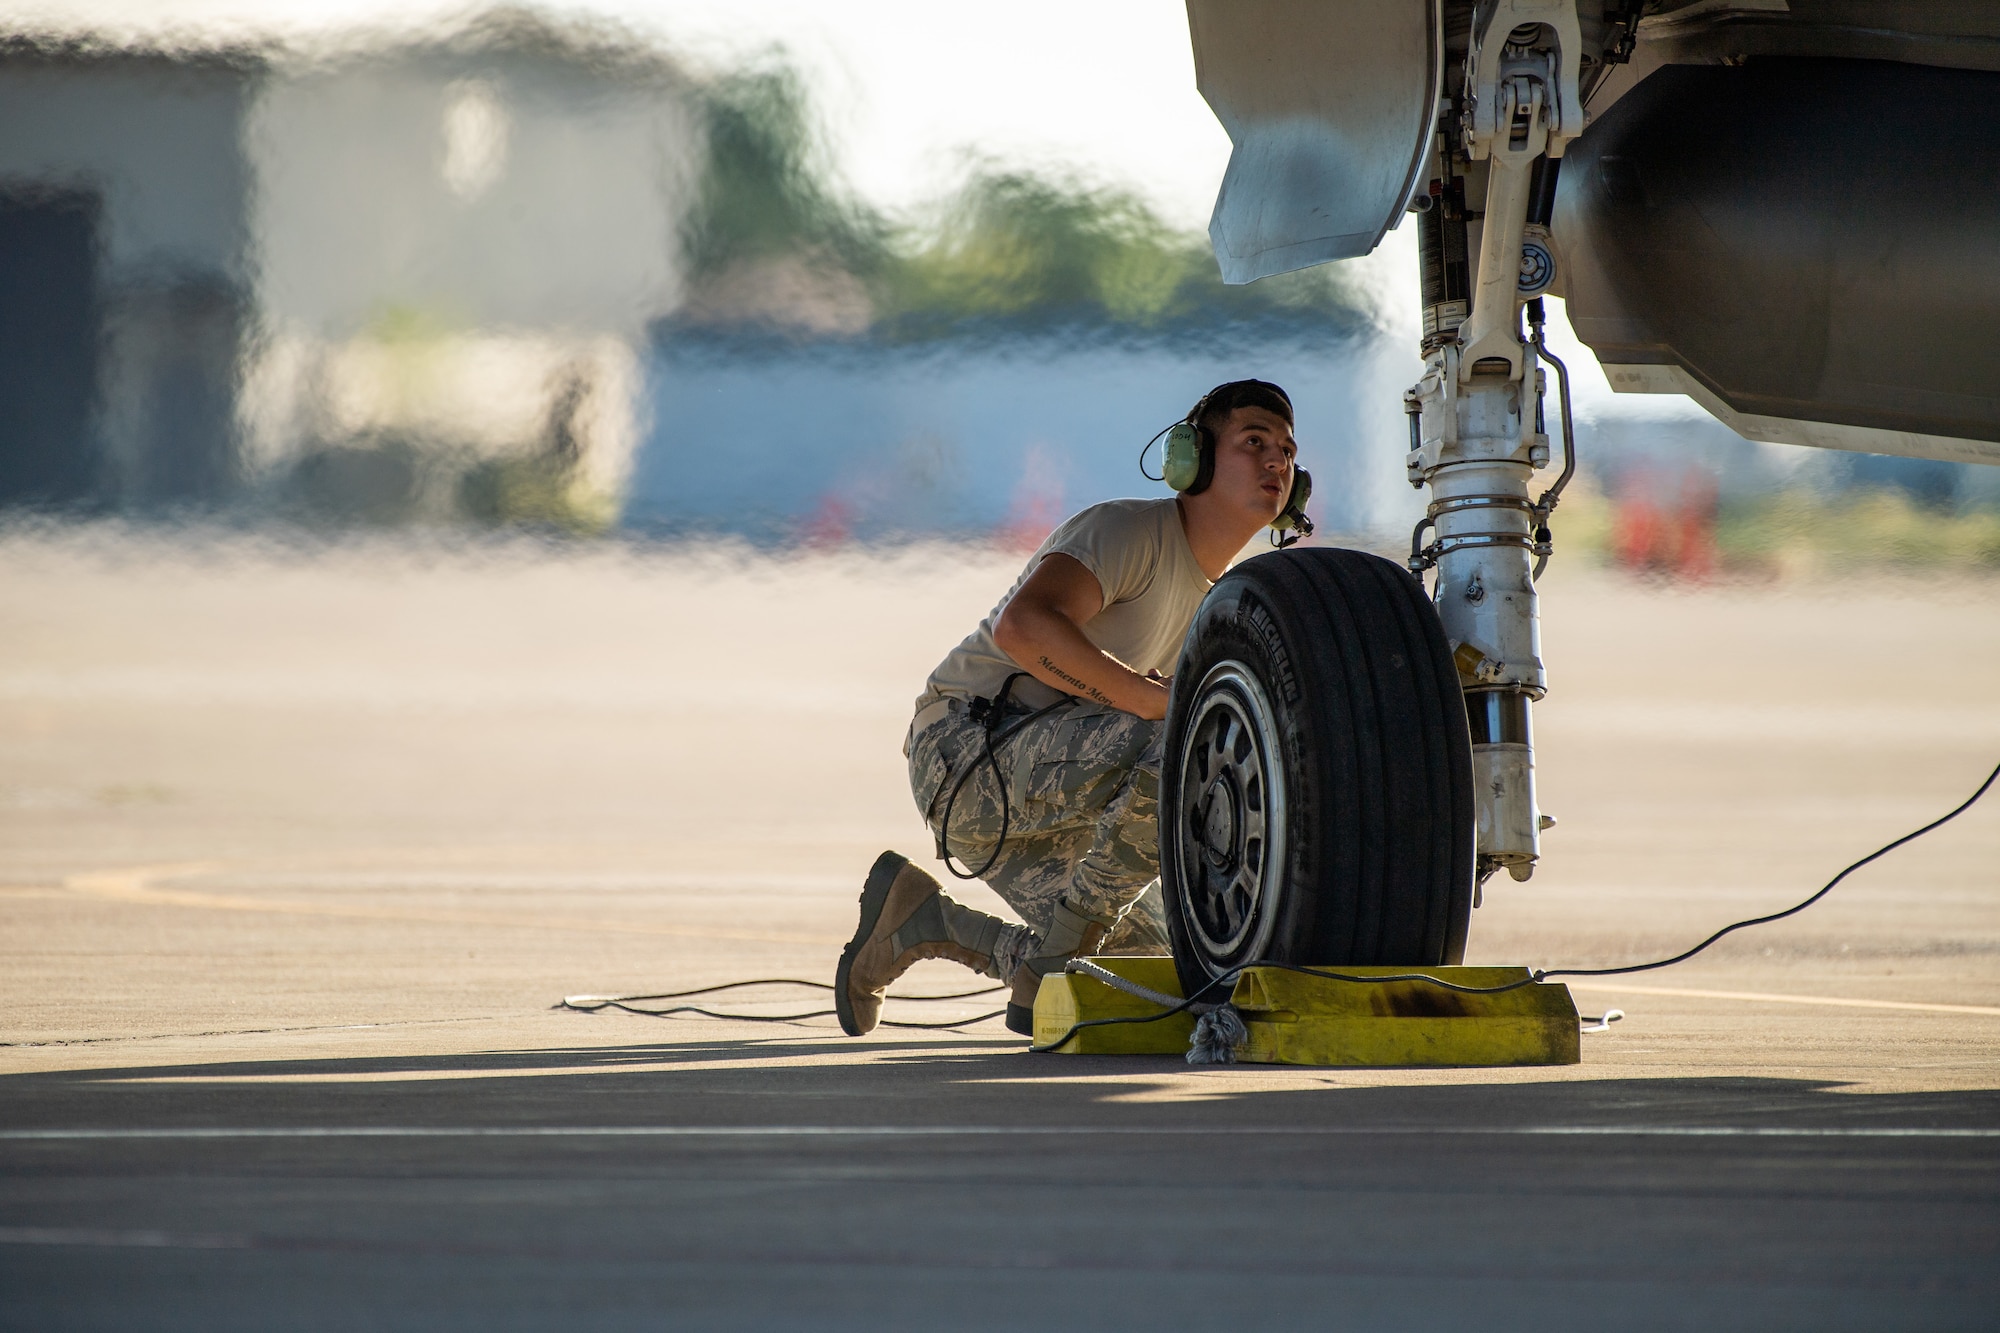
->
[[5, 1033, 2000, 1130]]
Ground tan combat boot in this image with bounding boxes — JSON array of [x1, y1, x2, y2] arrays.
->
[[836, 851, 1008, 1036], [1005, 898, 1117, 1036]]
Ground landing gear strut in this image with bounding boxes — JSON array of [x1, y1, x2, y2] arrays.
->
[[1405, 0, 1586, 887], [1163, 2, 1587, 978]]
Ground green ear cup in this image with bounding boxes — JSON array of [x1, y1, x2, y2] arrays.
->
[[1161, 422, 1203, 491], [1272, 467, 1313, 532]]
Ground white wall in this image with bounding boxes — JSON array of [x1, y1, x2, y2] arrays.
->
[[247, 51, 699, 337]]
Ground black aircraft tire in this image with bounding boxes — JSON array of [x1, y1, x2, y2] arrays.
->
[[1161, 547, 1475, 1003]]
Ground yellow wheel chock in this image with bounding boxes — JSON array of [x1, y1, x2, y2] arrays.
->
[[1032, 956, 1580, 1066]]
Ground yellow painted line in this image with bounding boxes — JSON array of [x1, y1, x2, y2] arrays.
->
[[60, 864, 841, 948], [1566, 980, 2000, 1017]]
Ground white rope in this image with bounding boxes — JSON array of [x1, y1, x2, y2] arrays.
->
[[1187, 1007, 1249, 1065], [1062, 959, 1248, 1065]]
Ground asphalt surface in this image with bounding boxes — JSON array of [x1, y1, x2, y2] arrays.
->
[[4, 1031, 1998, 1330], [3, 537, 1997, 1329]]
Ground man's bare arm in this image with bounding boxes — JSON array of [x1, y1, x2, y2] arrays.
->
[[992, 553, 1171, 721]]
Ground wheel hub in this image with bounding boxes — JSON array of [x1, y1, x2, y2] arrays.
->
[[1198, 773, 1240, 874], [1172, 662, 1286, 962]]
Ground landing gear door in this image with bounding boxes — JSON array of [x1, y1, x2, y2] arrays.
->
[[1188, 0, 1442, 284]]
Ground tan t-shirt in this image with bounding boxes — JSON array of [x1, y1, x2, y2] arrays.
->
[[914, 497, 1215, 718]]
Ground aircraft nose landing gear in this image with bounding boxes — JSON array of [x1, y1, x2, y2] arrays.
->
[[1163, 1, 1586, 984]]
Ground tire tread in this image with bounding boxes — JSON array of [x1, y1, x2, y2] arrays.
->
[[1164, 546, 1475, 996]]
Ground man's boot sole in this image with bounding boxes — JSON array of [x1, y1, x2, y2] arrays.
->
[[834, 851, 910, 1037]]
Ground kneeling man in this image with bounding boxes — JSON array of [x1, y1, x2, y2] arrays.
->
[[837, 380, 1308, 1036]]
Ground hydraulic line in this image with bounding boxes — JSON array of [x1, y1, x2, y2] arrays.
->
[[1525, 297, 1577, 581]]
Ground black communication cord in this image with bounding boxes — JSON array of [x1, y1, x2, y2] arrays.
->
[[1029, 756, 2000, 1052], [575, 979, 1001, 1003], [931, 673, 1071, 881], [558, 676, 1073, 1031], [558, 978, 1006, 1030], [558, 757, 1997, 1048], [1137, 422, 1175, 483], [1539, 754, 1999, 979]]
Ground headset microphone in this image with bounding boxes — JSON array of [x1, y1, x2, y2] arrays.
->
[[1270, 467, 1313, 548]]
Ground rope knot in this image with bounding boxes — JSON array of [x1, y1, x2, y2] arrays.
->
[[1186, 1004, 1248, 1065]]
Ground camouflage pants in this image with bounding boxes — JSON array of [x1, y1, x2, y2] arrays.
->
[[908, 697, 1172, 967]]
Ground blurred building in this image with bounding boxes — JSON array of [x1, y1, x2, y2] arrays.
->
[[0, 13, 698, 522]]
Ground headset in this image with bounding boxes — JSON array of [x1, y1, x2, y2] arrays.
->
[[1142, 380, 1315, 548]]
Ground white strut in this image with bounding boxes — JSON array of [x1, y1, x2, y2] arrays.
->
[[1408, 0, 1585, 886]]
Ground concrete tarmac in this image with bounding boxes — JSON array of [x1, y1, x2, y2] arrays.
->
[[2, 532, 1997, 1329]]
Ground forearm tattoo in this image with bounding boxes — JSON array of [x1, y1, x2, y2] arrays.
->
[[1038, 655, 1115, 706]]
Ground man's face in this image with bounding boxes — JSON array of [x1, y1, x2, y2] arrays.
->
[[1206, 405, 1296, 526]]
